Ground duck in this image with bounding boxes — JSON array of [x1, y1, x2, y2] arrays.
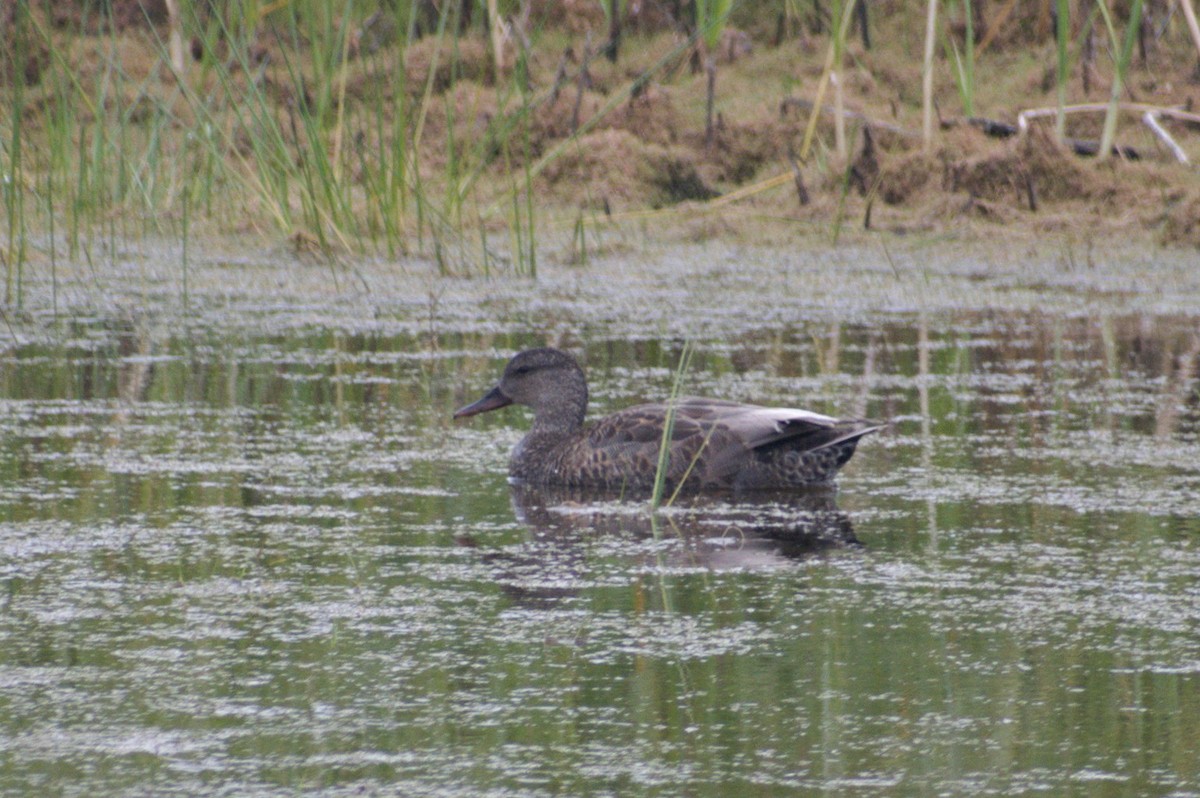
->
[[453, 347, 883, 493]]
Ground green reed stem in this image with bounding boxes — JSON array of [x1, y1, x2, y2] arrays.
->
[[3, 76, 24, 307], [799, 0, 857, 161], [572, 214, 588, 266], [921, 0, 938, 151], [1055, 0, 1070, 141], [181, 180, 190, 310], [665, 424, 718, 508], [650, 343, 694, 511], [522, 128, 537, 279], [946, 0, 976, 118], [1095, 0, 1144, 160]]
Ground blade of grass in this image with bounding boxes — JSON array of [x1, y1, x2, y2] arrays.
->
[[650, 342, 694, 511], [922, 0, 939, 151], [697, 0, 733, 146], [945, 0, 976, 118], [1056, 0, 1070, 141], [1095, 0, 1144, 160], [1180, 0, 1200, 63], [3, 22, 27, 305], [664, 424, 718, 508], [798, 0, 857, 161]]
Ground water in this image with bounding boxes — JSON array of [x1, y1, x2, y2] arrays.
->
[[2, 238, 1198, 796]]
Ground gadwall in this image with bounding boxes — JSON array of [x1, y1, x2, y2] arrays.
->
[[454, 347, 883, 492]]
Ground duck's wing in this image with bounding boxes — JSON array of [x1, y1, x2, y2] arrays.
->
[[579, 401, 723, 486], [585, 401, 708, 448], [673, 398, 884, 483], [673, 398, 840, 447], [584, 399, 879, 487]]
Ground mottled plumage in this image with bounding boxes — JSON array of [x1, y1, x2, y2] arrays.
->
[[454, 348, 883, 492]]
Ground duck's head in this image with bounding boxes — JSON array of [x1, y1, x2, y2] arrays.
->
[[454, 348, 588, 430]]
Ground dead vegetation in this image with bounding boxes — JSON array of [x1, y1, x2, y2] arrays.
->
[[5, 0, 1200, 249]]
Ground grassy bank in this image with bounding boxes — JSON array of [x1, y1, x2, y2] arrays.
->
[[2, 0, 1200, 299]]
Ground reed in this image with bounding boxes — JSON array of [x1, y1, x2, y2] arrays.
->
[[6, 2, 454, 265], [4, 0, 1192, 284], [830, 0, 850, 159], [0, 4, 693, 277], [696, 0, 733, 146], [571, 213, 588, 266], [798, 0, 857, 161], [650, 342, 694, 511], [181, 170, 190, 311], [2, 18, 27, 306], [921, 0, 938, 152], [601, 0, 626, 62], [831, 157, 853, 245], [946, 0, 976, 118], [1094, 0, 1145, 160], [509, 170, 537, 278], [1055, 0, 1070, 141]]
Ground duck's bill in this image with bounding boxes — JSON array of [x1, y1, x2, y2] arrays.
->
[[453, 385, 513, 418]]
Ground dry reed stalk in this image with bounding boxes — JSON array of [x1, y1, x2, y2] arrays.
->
[[1178, 0, 1200, 61], [488, 0, 504, 79], [165, 0, 185, 76], [798, 0, 858, 161], [922, 0, 938, 152]]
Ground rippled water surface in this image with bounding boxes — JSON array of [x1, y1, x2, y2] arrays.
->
[[2, 239, 1199, 796]]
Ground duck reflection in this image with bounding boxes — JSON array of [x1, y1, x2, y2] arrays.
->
[[470, 484, 860, 607]]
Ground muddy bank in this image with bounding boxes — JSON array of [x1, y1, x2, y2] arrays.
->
[[5, 1, 1200, 251]]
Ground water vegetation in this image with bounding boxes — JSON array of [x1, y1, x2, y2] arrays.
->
[[2, 0, 1200, 296]]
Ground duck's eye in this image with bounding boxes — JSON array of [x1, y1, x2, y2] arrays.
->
[[513, 365, 532, 376]]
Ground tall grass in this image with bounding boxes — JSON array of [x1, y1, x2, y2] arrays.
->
[[921, 0, 938, 152], [1095, 0, 1145, 160], [600, 0, 626, 62], [650, 342, 694, 511], [1, 0, 1189, 298], [830, 0, 850, 158], [3, 8, 28, 306], [946, 0, 976, 118], [696, 0, 733, 146], [1, 0, 561, 286], [1055, 0, 1070, 141], [798, 0, 857, 161], [508, 110, 538, 278]]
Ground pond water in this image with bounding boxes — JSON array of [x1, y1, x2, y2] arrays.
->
[[1, 237, 1199, 796]]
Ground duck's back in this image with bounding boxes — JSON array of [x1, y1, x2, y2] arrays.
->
[[525, 397, 880, 491]]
